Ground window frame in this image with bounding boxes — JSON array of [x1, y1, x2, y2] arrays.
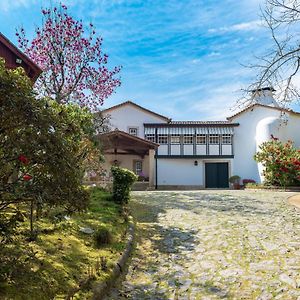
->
[[209, 134, 219, 145], [170, 134, 181, 144], [133, 160, 143, 175], [183, 135, 194, 144], [196, 134, 206, 145], [145, 134, 156, 143], [158, 134, 168, 144], [222, 134, 232, 145], [128, 127, 138, 136]]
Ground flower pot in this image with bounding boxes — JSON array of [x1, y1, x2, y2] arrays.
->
[[233, 183, 240, 190]]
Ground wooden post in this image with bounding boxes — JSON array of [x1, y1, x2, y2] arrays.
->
[[149, 149, 155, 187]]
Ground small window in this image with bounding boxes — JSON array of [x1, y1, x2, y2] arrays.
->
[[196, 135, 206, 144], [171, 135, 180, 144], [183, 135, 193, 144], [134, 161, 143, 175], [128, 127, 138, 136], [158, 134, 168, 144], [209, 135, 219, 144], [145, 134, 156, 142], [222, 134, 232, 144]]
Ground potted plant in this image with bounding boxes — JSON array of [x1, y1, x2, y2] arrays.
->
[[229, 175, 241, 189]]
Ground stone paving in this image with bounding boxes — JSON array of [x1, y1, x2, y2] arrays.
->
[[108, 190, 300, 299]]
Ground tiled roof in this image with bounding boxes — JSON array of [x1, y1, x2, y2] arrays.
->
[[170, 121, 233, 125], [227, 103, 300, 120], [101, 100, 171, 122], [144, 121, 239, 127]]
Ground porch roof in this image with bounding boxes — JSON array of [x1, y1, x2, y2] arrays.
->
[[96, 129, 158, 157]]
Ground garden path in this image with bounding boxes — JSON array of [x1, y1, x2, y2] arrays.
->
[[108, 190, 300, 299]]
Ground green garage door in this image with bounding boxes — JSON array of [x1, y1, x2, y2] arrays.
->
[[205, 163, 229, 188]]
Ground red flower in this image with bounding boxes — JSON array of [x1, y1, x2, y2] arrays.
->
[[18, 154, 29, 165], [23, 174, 32, 181]]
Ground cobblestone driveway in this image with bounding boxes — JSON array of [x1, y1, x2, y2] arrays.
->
[[109, 190, 300, 299]]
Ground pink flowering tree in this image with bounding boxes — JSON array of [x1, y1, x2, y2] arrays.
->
[[16, 4, 121, 110]]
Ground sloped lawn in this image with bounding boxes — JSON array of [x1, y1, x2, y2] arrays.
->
[[0, 187, 127, 300]]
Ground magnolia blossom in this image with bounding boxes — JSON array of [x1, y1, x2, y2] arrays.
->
[[17, 4, 121, 111]]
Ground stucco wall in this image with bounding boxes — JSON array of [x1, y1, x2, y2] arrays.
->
[[103, 154, 150, 177], [231, 106, 300, 183], [104, 104, 168, 138], [157, 158, 233, 186], [157, 159, 204, 185]]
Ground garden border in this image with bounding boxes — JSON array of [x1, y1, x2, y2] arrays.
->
[[92, 216, 135, 300]]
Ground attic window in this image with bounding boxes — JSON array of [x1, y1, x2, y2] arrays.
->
[[128, 127, 138, 136]]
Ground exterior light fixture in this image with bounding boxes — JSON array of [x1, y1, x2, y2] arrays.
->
[[194, 160, 198, 166]]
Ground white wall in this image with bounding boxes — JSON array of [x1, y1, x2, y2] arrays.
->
[[103, 154, 150, 177], [104, 103, 168, 138], [232, 106, 286, 182], [157, 159, 204, 185], [286, 114, 300, 148]]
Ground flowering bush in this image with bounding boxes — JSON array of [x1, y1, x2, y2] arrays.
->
[[242, 179, 256, 185], [254, 136, 300, 187]]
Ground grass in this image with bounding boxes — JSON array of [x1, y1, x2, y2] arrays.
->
[[0, 187, 128, 300]]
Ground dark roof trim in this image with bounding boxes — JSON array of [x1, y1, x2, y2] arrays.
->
[[97, 129, 159, 148], [102, 101, 171, 122], [250, 87, 276, 93], [156, 155, 234, 159], [227, 103, 300, 120], [0, 32, 42, 81], [144, 122, 239, 127]]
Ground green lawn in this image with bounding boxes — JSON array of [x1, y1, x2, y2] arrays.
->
[[0, 187, 128, 300]]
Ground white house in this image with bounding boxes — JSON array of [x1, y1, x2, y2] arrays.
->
[[97, 88, 300, 189]]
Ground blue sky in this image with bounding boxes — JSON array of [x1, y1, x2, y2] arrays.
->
[[0, 0, 274, 120]]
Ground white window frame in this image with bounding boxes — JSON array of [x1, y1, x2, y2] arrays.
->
[[196, 134, 206, 144], [209, 134, 219, 145], [145, 134, 156, 142], [134, 160, 143, 175], [222, 134, 232, 145], [158, 134, 168, 144], [183, 135, 193, 144], [128, 127, 138, 136], [170, 135, 181, 144]]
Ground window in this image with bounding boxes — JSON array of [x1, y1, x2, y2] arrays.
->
[[128, 127, 138, 136], [183, 135, 193, 144], [145, 134, 156, 142], [134, 160, 143, 175], [209, 135, 219, 144], [171, 135, 180, 144], [196, 134, 206, 144], [158, 134, 168, 144], [222, 134, 232, 144]]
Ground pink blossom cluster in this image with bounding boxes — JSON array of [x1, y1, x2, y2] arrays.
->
[[16, 3, 121, 111]]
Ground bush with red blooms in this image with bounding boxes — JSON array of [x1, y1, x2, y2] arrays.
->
[[0, 59, 97, 240], [254, 135, 300, 187], [242, 179, 256, 185]]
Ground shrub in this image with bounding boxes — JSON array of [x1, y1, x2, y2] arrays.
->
[[93, 227, 113, 247], [229, 175, 241, 184], [111, 166, 138, 205], [254, 136, 300, 187]]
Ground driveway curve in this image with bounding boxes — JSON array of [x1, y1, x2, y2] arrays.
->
[[108, 190, 300, 299]]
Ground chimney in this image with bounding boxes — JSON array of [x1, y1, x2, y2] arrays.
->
[[250, 87, 279, 107]]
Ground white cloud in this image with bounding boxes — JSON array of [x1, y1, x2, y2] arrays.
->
[[0, 0, 38, 12], [209, 20, 262, 34]]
